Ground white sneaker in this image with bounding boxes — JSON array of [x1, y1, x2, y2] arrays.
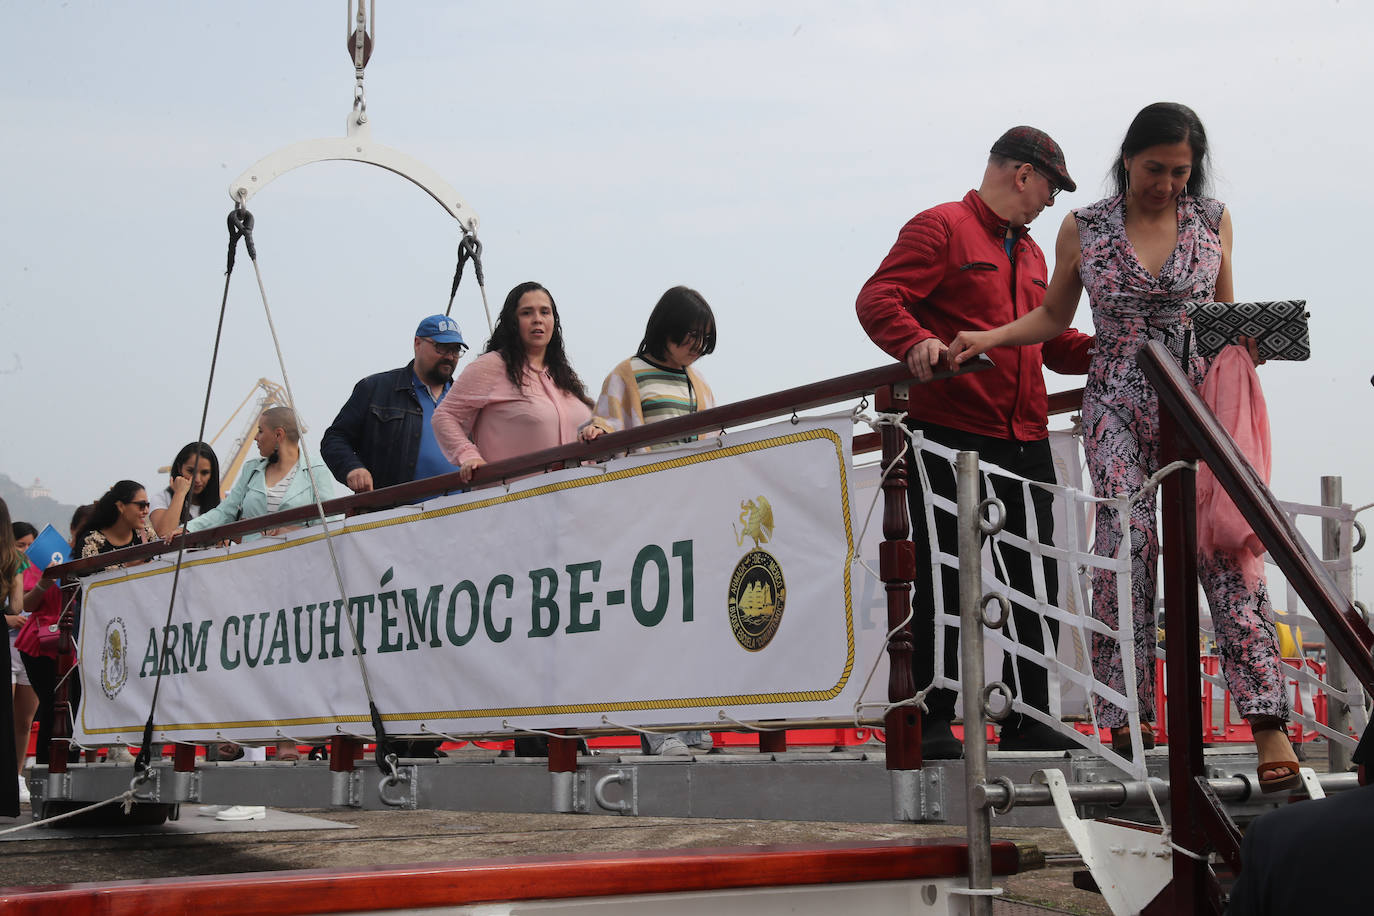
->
[[17, 776, 29, 805], [690, 736, 715, 751], [197, 804, 228, 817], [656, 737, 692, 757], [107, 746, 135, 764], [215, 805, 267, 821]]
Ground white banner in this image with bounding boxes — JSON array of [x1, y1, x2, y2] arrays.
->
[[76, 418, 877, 744]]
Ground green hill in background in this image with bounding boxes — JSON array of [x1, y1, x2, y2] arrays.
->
[[0, 474, 80, 536]]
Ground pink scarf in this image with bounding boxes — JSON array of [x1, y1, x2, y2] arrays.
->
[[1196, 345, 1271, 585]]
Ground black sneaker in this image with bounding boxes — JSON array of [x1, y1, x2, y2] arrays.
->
[[997, 719, 1080, 752], [921, 717, 964, 760]]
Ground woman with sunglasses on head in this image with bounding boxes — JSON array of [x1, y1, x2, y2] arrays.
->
[[433, 281, 600, 482], [149, 442, 222, 539], [947, 102, 1296, 791]]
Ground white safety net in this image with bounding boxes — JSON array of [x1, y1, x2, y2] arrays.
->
[[851, 412, 1369, 783]]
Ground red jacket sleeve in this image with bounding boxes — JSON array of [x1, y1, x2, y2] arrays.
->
[[856, 210, 951, 361], [1041, 328, 1095, 375]]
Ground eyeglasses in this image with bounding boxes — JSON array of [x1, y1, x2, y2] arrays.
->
[[425, 338, 467, 356], [1032, 167, 1062, 201], [126, 500, 151, 510]]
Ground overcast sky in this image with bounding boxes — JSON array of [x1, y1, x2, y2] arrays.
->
[[4, 1, 1370, 595]]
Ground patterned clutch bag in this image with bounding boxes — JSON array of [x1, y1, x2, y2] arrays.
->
[[1185, 300, 1310, 361]]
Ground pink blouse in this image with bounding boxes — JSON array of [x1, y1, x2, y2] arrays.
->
[[433, 351, 592, 467]]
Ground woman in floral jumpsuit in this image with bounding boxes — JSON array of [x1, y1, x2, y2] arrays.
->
[[948, 102, 1297, 791]]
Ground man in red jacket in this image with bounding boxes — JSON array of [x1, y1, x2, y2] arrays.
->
[[856, 126, 1094, 758]]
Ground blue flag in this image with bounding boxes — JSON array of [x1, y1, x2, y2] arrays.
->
[[26, 525, 70, 572]]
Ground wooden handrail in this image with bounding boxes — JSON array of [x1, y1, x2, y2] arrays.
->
[[48, 358, 991, 579], [1138, 339, 1371, 915], [1138, 340, 1374, 688]]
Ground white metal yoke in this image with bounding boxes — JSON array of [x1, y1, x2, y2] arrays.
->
[[228, 112, 480, 231]]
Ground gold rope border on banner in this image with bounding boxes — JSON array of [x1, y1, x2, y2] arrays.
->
[[80, 426, 857, 735]]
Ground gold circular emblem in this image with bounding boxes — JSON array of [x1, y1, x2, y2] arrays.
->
[[101, 616, 130, 700], [727, 548, 786, 651]]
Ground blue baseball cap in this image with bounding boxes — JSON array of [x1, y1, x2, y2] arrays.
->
[[415, 315, 466, 346]]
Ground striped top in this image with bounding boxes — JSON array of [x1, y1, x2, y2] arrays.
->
[[589, 356, 716, 450], [634, 357, 698, 425]]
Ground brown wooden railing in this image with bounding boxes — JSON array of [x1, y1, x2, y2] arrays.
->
[[1138, 339, 1372, 915], [48, 359, 990, 578]]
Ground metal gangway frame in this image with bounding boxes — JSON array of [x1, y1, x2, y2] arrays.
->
[[34, 346, 1372, 915]]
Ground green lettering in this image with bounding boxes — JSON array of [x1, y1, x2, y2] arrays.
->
[[564, 561, 601, 634], [263, 608, 291, 665], [672, 540, 695, 622], [221, 616, 242, 670], [159, 624, 182, 674], [347, 595, 374, 656], [631, 544, 670, 627], [528, 568, 559, 638], [378, 589, 403, 654], [404, 585, 446, 650], [319, 599, 345, 660], [139, 628, 161, 678], [483, 575, 514, 643], [242, 611, 270, 667], [292, 605, 316, 662], [181, 620, 213, 673], [446, 581, 480, 646]]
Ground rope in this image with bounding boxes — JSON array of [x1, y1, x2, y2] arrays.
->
[[716, 711, 787, 732], [445, 228, 493, 333], [130, 209, 248, 774], [243, 221, 397, 771], [601, 715, 683, 736], [0, 791, 137, 837], [500, 720, 577, 741]]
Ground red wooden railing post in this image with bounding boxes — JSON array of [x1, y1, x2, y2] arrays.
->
[[758, 730, 787, 753], [875, 385, 921, 770], [1148, 406, 1214, 915], [329, 737, 361, 772], [48, 583, 79, 774], [173, 743, 198, 772], [547, 730, 578, 773]]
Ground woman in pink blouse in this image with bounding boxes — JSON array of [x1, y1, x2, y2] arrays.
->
[[434, 281, 600, 482]]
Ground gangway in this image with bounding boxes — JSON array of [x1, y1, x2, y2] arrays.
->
[[30, 352, 1373, 914]]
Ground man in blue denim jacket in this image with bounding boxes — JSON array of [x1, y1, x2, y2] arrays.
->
[[322, 315, 468, 493]]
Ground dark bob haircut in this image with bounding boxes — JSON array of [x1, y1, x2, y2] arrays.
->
[[637, 286, 717, 363], [1111, 101, 1212, 199]]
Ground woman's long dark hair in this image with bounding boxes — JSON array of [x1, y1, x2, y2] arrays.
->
[[484, 281, 592, 407], [77, 480, 145, 548], [637, 286, 717, 363], [166, 441, 223, 520], [1110, 101, 1212, 198], [0, 497, 18, 585]]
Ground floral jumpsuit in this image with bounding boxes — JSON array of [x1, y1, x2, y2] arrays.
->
[[1077, 193, 1289, 728]]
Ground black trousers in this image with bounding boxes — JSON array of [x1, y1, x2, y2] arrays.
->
[[21, 652, 81, 762], [906, 421, 1061, 723]]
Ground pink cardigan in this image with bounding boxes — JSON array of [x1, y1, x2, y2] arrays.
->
[[1196, 344, 1271, 581], [432, 351, 591, 467]]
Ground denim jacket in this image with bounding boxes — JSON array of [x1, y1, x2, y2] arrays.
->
[[321, 363, 424, 491]]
